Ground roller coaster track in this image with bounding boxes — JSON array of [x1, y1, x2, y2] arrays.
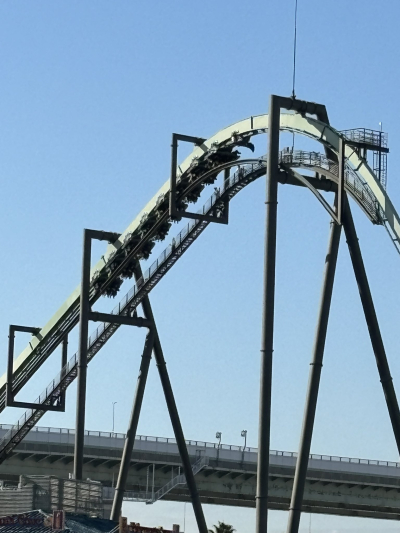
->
[[1, 111, 399, 464]]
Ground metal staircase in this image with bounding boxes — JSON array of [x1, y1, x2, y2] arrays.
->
[[341, 128, 388, 189], [123, 455, 209, 504]]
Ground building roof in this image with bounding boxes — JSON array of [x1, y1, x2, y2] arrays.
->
[[0, 511, 51, 533], [65, 515, 115, 533], [0, 511, 116, 533]]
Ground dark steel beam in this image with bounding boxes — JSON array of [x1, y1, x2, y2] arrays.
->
[[59, 336, 68, 410], [278, 170, 337, 192], [110, 330, 155, 521], [256, 94, 280, 533], [255, 95, 336, 533], [342, 197, 400, 454], [135, 264, 208, 533], [86, 229, 121, 243], [286, 208, 342, 533], [89, 311, 152, 329], [103, 459, 120, 468], [135, 463, 150, 471], [169, 134, 179, 220], [338, 138, 345, 224], [280, 167, 339, 223], [4, 400, 63, 411], [89, 458, 105, 467], [7, 326, 38, 405], [74, 229, 92, 480], [48, 455, 63, 464], [345, 140, 389, 154], [169, 132, 228, 225], [6, 324, 65, 411], [74, 228, 127, 480], [174, 210, 228, 225], [35, 454, 51, 463], [18, 452, 35, 461]]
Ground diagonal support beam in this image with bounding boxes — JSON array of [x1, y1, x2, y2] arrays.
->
[[286, 201, 342, 533], [133, 264, 208, 533], [110, 328, 155, 520], [342, 196, 400, 453], [280, 167, 339, 223]]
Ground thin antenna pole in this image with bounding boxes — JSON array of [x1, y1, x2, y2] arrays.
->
[[292, 0, 298, 99], [291, 0, 298, 152]]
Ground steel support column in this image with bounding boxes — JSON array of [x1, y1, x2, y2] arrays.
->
[[6, 327, 16, 407], [169, 134, 179, 219], [110, 329, 155, 520], [59, 336, 68, 410], [74, 229, 92, 480], [135, 264, 208, 533], [286, 211, 341, 533], [73, 228, 120, 480], [337, 137, 345, 224], [256, 95, 280, 533], [343, 198, 400, 452]]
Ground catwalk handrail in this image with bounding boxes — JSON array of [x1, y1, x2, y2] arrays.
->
[[0, 153, 388, 462], [2, 112, 398, 427], [1, 424, 399, 469], [0, 160, 265, 461]]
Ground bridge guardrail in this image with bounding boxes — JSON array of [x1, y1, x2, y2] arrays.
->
[[1, 424, 399, 469]]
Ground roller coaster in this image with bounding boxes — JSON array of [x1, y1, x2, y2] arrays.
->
[[1, 95, 400, 533]]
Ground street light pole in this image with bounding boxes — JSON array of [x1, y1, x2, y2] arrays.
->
[[112, 401, 117, 434], [241, 429, 247, 449], [215, 431, 222, 466]]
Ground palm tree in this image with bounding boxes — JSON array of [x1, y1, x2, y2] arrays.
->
[[208, 521, 235, 533]]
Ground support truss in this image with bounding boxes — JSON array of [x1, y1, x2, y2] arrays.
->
[[6, 326, 68, 412], [74, 229, 151, 481], [1, 95, 398, 533], [169, 133, 229, 224]]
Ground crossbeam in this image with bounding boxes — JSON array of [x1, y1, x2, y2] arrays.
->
[[169, 133, 229, 224], [6, 326, 67, 412], [110, 263, 208, 533]]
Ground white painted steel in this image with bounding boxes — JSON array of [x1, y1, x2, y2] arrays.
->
[[2, 112, 398, 403]]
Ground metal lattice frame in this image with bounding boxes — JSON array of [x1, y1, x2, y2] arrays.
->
[[2, 95, 400, 533]]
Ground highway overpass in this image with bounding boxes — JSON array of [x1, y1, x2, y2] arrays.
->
[[0, 425, 400, 520]]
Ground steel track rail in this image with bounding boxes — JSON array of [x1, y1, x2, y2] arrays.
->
[[0, 153, 384, 463], [0, 150, 242, 412], [0, 161, 264, 462], [3, 113, 396, 421]]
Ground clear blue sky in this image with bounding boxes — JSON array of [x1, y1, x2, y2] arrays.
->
[[1, 1, 400, 532]]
